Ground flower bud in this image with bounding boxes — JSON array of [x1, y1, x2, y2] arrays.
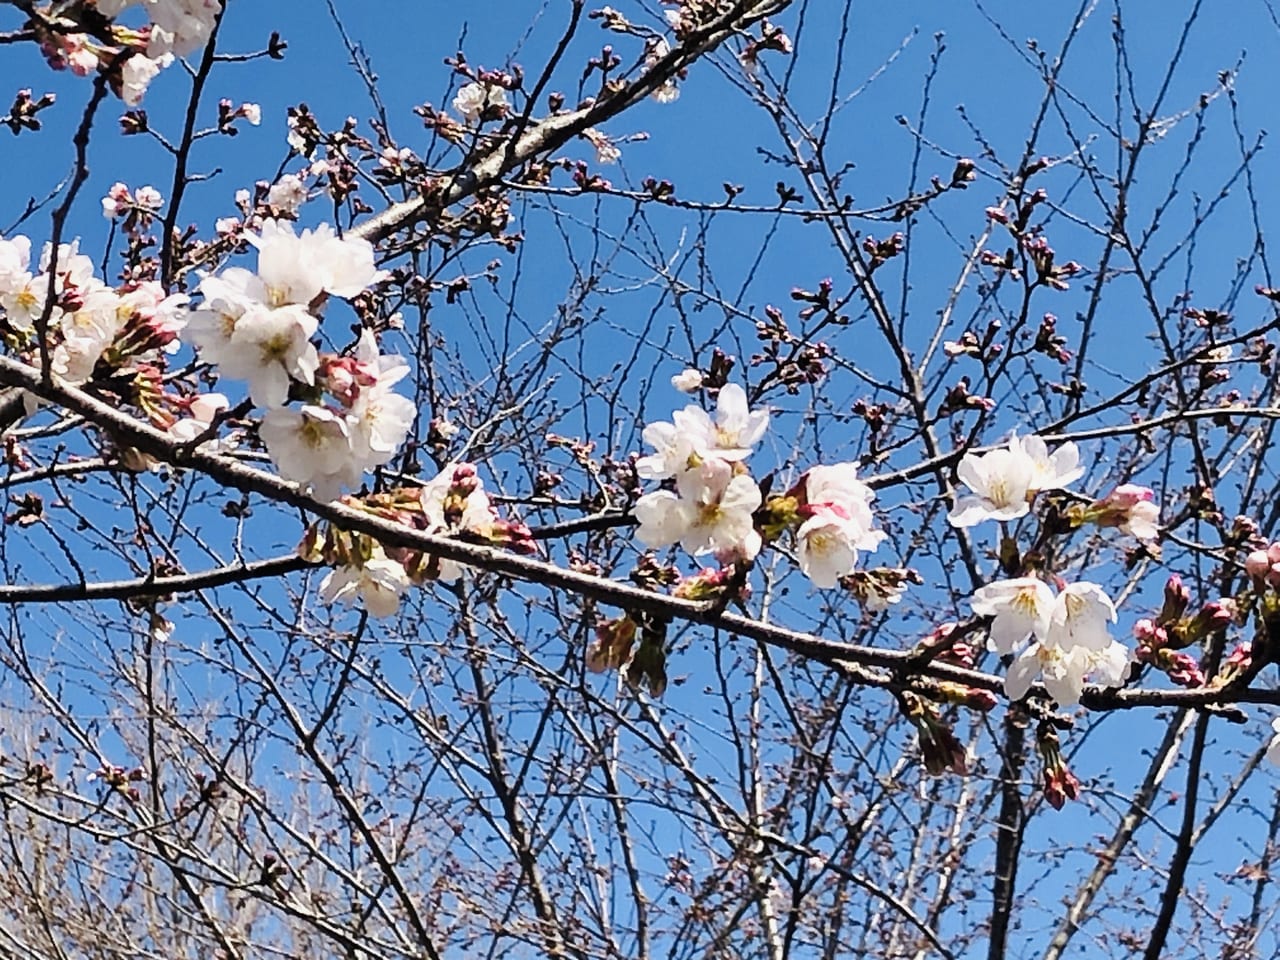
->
[[1160, 574, 1190, 623]]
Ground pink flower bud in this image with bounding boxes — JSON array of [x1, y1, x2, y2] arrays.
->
[[1132, 618, 1166, 647], [1246, 549, 1272, 580], [1104, 484, 1154, 509]]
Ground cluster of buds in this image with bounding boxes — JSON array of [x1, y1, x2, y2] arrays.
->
[[87, 763, 146, 804], [842, 567, 922, 612], [586, 612, 669, 696], [1130, 575, 1234, 687], [982, 189, 1082, 290], [1036, 721, 1081, 810], [862, 233, 905, 272], [790, 277, 837, 320], [1023, 236, 1083, 291], [739, 18, 793, 74], [1034, 313, 1071, 364], [299, 466, 537, 618], [943, 319, 1005, 362], [899, 692, 967, 777], [216, 97, 261, 135], [101, 181, 164, 233], [3, 88, 56, 136], [937, 376, 996, 417], [751, 305, 832, 394], [1067, 484, 1161, 542], [1244, 541, 1280, 591]]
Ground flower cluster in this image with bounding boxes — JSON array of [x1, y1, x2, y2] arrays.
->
[[970, 578, 1130, 705], [633, 382, 887, 590], [634, 384, 769, 561], [37, 1, 222, 106], [948, 432, 1082, 527], [452, 82, 509, 125], [0, 235, 186, 385], [186, 219, 408, 500], [302, 464, 537, 618]]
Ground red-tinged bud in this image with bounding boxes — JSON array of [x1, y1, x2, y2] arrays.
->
[[489, 518, 537, 555], [673, 566, 749, 603], [1216, 642, 1254, 686], [1044, 766, 1081, 811], [1036, 721, 1080, 810], [1160, 649, 1206, 688]]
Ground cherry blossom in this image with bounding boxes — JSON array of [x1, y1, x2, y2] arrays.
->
[[420, 465, 500, 582], [970, 577, 1055, 654], [341, 331, 417, 471], [796, 506, 872, 588], [1089, 484, 1161, 541], [258, 404, 359, 501], [646, 38, 680, 103], [1005, 639, 1130, 706], [635, 460, 762, 560], [452, 82, 509, 125], [1014, 433, 1083, 493], [167, 392, 229, 448], [1047, 581, 1118, 652], [248, 220, 384, 306], [701, 383, 769, 460], [794, 462, 885, 587], [0, 235, 31, 293], [320, 548, 411, 619], [949, 433, 1084, 528], [948, 443, 1036, 527], [218, 303, 319, 408], [671, 368, 703, 393], [119, 53, 170, 106], [266, 174, 308, 215]]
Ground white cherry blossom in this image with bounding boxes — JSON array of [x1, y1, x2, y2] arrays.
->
[[671, 368, 703, 393], [1268, 718, 1280, 767], [1014, 433, 1084, 493], [636, 415, 704, 480], [1046, 581, 1117, 652], [219, 303, 319, 408], [970, 577, 1054, 654], [949, 433, 1085, 528], [0, 235, 32, 293], [635, 460, 762, 559], [452, 82, 509, 124], [797, 506, 871, 588], [259, 404, 359, 501], [266, 174, 308, 215], [948, 444, 1036, 527], [1005, 639, 1130, 706], [249, 219, 384, 307], [346, 335, 417, 470], [320, 549, 411, 619]]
